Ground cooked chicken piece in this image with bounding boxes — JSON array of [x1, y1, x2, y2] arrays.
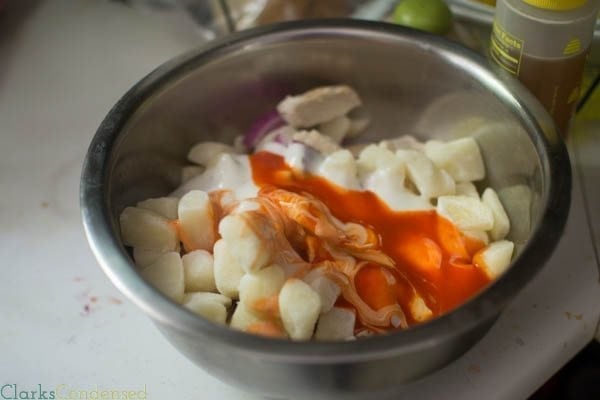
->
[[277, 85, 361, 128]]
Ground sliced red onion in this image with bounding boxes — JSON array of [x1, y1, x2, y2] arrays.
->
[[243, 110, 285, 149]]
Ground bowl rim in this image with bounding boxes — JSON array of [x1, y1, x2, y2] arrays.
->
[[80, 19, 571, 363]]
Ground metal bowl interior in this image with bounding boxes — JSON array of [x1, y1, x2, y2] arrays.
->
[[81, 20, 570, 399]]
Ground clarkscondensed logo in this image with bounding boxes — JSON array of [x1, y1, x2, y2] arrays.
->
[[1, 384, 147, 399]]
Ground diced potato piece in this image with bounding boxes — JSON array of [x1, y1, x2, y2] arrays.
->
[[277, 85, 361, 128], [182, 250, 216, 292], [218, 214, 271, 273], [182, 292, 231, 324], [396, 149, 455, 198], [318, 150, 360, 189], [292, 130, 341, 155], [230, 302, 263, 331], [133, 247, 169, 269], [409, 296, 433, 322], [239, 265, 285, 310], [137, 197, 179, 220], [482, 188, 510, 241], [399, 236, 442, 273], [462, 229, 489, 246], [437, 195, 494, 231], [381, 190, 433, 212], [357, 144, 400, 175], [380, 135, 424, 152], [424, 138, 485, 182], [283, 141, 324, 172], [140, 252, 184, 303], [315, 307, 356, 341], [279, 279, 322, 340], [119, 207, 179, 251], [319, 116, 351, 143], [182, 292, 232, 307], [187, 142, 237, 166], [357, 147, 429, 212], [455, 182, 479, 199], [178, 190, 216, 252], [474, 240, 515, 279], [181, 165, 204, 183], [213, 239, 245, 299], [185, 300, 226, 324], [307, 276, 341, 314]]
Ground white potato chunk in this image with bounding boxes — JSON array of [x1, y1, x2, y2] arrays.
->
[[319, 115, 351, 143], [318, 150, 360, 189], [137, 197, 179, 220], [307, 276, 342, 314], [380, 135, 425, 152], [213, 239, 245, 299], [140, 252, 184, 303], [292, 130, 341, 155], [229, 302, 263, 331], [133, 247, 170, 269], [187, 142, 237, 166], [455, 182, 479, 199], [409, 296, 433, 323], [357, 144, 400, 175], [474, 240, 515, 279], [277, 85, 361, 128], [182, 292, 232, 307], [183, 295, 227, 324], [171, 154, 258, 200], [232, 199, 261, 214], [462, 230, 489, 245], [279, 279, 322, 341], [181, 165, 205, 183], [218, 214, 271, 273], [396, 149, 455, 198], [424, 138, 485, 182], [182, 250, 216, 292], [119, 207, 179, 251], [315, 307, 356, 341], [437, 195, 494, 231], [239, 265, 285, 309], [283, 141, 324, 173], [178, 190, 216, 252], [482, 188, 510, 241]]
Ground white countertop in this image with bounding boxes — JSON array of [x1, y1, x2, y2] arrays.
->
[[0, 1, 598, 399]]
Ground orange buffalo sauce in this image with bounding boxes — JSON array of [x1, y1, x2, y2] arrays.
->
[[250, 151, 491, 328]]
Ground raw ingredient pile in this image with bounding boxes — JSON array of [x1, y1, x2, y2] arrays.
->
[[119, 85, 514, 341]]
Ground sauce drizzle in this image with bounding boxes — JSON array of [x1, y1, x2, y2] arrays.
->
[[250, 151, 491, 328]]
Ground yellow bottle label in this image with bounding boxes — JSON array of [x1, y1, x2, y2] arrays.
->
[[563, 38, 582, 55], [490, 21, 524, 75]]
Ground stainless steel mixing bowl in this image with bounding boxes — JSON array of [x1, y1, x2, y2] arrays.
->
[[81, 20, 570, 400]]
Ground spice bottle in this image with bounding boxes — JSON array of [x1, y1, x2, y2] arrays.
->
[[490, 0, 600, 136]]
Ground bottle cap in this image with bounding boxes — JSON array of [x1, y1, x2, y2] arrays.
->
[[522, 0, 587, 10]]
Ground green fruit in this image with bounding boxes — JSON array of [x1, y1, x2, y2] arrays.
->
[[392, 0, 453, 35]]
